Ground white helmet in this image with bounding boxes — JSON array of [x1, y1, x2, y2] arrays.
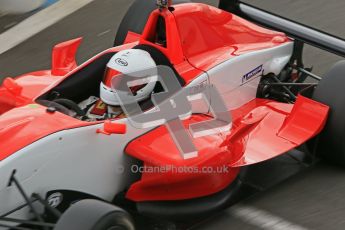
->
[[100, 49, 157, 106]]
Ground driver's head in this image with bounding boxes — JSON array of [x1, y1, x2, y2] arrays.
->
[[100, 49, 157, 106]]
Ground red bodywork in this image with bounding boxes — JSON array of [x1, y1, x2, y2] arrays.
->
[[0, 3, 329, 202], [121, 3, 328, 201], [138, 3, 289, 84], [125, 96, 328, 201]]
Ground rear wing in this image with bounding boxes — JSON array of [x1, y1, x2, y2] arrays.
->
[[218, 0, 345, 58]]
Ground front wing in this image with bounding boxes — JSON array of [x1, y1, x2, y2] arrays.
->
[[125, 95, 329, 201]]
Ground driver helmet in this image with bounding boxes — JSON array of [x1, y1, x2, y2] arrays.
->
[[100, 49, 157, 106]]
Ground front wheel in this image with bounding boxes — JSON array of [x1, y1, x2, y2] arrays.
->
[[54, 199, 135, 230]]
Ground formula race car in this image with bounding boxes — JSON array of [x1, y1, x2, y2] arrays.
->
[[1, 0, 345, 229]]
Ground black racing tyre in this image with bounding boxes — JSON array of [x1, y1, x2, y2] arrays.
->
[[312, 60, 345, 165], [54, 199, 135, 230], [114, 0, 191, 46]]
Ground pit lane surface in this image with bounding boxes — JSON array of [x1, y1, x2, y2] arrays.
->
[[0, 0, 345, 229], [0, 0, 58, 34]]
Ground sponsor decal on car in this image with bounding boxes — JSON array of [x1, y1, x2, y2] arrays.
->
[[242, 65, 263, 83]]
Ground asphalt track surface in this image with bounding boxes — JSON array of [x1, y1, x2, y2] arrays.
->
[[0, 0, 58, 34], [1, 0, 345, 229]]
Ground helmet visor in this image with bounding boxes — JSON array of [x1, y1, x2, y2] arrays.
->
[[103, 68, 121, 87], [104, 67, 148, 96]]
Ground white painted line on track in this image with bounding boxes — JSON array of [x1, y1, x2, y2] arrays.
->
[[0, 0, 94, 54], [97, 29, 111, 37], [231, 205, 309, 230]]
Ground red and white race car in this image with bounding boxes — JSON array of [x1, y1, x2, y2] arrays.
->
[[0, 0, 345, 229]]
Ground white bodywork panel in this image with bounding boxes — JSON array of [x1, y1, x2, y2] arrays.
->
[[0, 122, 148, 219], [208, 42, 293, 110]]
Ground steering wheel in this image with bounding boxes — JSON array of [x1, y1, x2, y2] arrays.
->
[[38, 98, 86, 117], [53, 98, 86, 116]]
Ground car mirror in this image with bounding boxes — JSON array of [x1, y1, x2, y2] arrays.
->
[[2, 77, 22, 95], [51, 37, 82, 76], [97, 120, 127, 135]]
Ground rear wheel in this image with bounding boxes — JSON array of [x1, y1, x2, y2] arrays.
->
[[312, 61, 345, 166], [114, 0, 191, 46], [54, 199, 135, 230]]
